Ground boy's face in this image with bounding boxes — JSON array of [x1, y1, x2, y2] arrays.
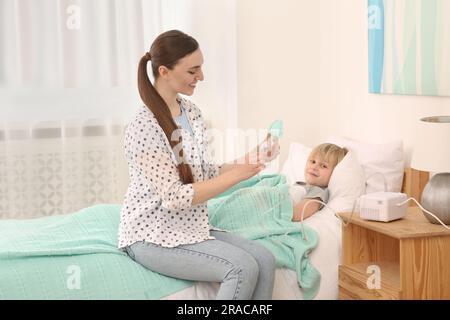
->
[[304, 154, 334, 188]]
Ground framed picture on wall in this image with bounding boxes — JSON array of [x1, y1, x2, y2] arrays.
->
[[368, 0, 450, 96]]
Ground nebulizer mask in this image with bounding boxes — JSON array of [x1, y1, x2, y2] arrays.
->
[[256, 120, 283, 182], [260, 119, 283, 157], [269, 119, 284, 138]]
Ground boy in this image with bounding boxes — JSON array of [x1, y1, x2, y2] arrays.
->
[[290, 143, 348, 221]]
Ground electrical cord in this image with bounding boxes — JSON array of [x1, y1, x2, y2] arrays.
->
[[396, 197, 450, 230], [298, 199, 358, 241]]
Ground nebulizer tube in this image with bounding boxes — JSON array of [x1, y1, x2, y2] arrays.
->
[[298, 199, 355, 242]]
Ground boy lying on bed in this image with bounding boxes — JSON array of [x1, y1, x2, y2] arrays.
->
[[207, 141, 350, 300], [288, 143, 348, 221], [209, 142, 348, 299]]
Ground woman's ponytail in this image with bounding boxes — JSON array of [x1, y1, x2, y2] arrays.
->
[[137, 35, 195, 184]]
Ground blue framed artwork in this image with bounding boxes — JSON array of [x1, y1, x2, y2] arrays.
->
[[368, 0, 450, 96]]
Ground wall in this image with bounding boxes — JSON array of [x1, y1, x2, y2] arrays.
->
[[319, 0, 450, 165], [237, 0, 450, 169], [237, 0, 321, 169]]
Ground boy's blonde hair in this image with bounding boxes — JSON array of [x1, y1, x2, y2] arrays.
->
[[309, 143, 348, 169]]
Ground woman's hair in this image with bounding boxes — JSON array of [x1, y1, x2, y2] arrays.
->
[[310, 143, 348, 169], [138, 30, 199, 184]]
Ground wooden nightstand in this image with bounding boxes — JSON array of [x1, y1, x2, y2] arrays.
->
[[338, 206, 450, 300]]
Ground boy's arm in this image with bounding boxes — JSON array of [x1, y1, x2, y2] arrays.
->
[[292, 198, 321, 222]]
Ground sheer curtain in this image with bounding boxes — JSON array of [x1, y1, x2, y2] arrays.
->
[[0, 0, 237, 218]]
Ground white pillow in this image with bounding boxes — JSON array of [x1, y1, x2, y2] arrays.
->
[[281, 142, 311, 185], [326, 151, 366, 213], [326, 136, 405, 194]]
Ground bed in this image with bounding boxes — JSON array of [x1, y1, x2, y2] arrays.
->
[[163, 167, 427, 300], [0, 139, 427, 300]]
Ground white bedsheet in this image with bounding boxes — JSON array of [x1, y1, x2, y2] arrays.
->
[[161, 268, 303, 300], [161, 211, 342, 300]]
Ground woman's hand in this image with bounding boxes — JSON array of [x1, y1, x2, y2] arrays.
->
[[227, 162, 266, 183], [219, 133, 280, 176], [193, 162, 265, 206]]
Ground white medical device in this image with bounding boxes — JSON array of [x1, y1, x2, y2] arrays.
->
[[359, 192, 408, 222]]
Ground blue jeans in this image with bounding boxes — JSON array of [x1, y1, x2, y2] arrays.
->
[[125, 230, 276, 300]]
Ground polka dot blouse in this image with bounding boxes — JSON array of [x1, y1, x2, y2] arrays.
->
[[117, 97, 219, 248]]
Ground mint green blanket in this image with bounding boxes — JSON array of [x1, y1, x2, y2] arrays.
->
[[0, 205, 192, 299], [208, 174, 320, 300], [0, 174, 320, 300]]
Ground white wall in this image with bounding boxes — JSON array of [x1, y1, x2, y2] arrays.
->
[[238, 0, 450, 168], [319, 0, 450, 165], [237, 0, 321, 168]]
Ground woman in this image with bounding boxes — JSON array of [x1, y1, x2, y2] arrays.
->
[[118, 30, 280, 300]]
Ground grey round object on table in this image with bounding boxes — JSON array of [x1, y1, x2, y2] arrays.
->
[[421, 173, 450, 225]]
